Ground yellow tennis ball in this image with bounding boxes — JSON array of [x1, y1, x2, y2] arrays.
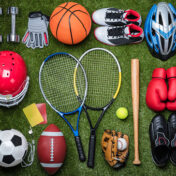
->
[[116, 107, 128, 119]]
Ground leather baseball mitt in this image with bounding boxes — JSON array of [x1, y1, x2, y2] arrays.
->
[[101, 129, 129, 168]]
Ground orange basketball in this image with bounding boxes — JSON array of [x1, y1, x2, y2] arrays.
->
[[50, 2, 92, 45]]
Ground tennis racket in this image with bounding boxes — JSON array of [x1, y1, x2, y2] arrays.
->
[[75, 48, 121, 168], [39, 52, 88, 162]]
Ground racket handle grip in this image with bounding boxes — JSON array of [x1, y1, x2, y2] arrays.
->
[[75, 136, 86, 162], [87, 133, 96, 168]]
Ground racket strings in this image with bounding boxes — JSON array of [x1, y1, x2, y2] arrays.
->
[[80, 50, 120, 108], [40, 54, 86, 112]]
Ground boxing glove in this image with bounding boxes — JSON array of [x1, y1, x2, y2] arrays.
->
[[166, 67, 176, 111], [146, 68, 167, 111]]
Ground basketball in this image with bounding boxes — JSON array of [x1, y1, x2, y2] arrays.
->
[[50, 2, 92, 45]]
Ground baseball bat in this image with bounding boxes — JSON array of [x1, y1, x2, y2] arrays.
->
[[131, 59, 141, 165]]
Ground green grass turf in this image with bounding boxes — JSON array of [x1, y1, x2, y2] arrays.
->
[[0, 0, 176, 175]]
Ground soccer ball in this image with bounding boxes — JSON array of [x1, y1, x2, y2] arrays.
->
[[0, 129, 28, 167]]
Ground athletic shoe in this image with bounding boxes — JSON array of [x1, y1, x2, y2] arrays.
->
[[168, 113, 176, 165], [92, 8, 142, 26], [149, 114, 169, 167], [94, 24, 144, 46]]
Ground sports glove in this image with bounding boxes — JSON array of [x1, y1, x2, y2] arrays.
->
[[146, 68, 167, 111], [166, 67, 176, 111], [101, 130, 129, 168], [22, 12, 49, 49]]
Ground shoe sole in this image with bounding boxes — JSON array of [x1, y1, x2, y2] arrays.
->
[[91, 11, 97, 24], [170, 156, 176, 166]]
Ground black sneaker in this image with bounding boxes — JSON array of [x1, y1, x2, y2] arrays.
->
[[168, 113, 176, 165], [149, 114, 170, 167], [94, 24, 144, 46], [92, 8, 142, 26]]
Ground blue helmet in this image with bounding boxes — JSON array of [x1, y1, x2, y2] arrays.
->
[[144, 2, 176, 61]]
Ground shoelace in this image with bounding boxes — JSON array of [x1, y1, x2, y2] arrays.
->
[[105, 10, 124, 20], [155, 119, 165, 132], [107, 27, 125, 37], [170, 118, 176, 128], [169, 120, 176, 134]]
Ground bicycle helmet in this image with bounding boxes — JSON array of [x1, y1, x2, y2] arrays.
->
[[144, 2, 176, 61]]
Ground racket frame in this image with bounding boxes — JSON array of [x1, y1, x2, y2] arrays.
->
[[39, 52, 88, 162], [77, 48, 121, 168]]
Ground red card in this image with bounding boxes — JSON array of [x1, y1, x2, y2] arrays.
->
[[36, 103, 47, 124]]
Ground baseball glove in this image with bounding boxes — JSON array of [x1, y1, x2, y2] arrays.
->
[[101, 129, 129, 168]]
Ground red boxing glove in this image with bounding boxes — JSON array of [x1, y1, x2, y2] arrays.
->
[[166, 67, 176, 111], [146, 68, 167, 111]]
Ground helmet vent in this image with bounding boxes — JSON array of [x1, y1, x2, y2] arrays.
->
[[159, 13, 163, 25], [12, 63, 15, 66], [174, 13, 176, 19], [148, 33, 151, 43], [10, 69, 12, 71], [152, 14, 155, 21], [152, 29, 156, 36], [168, 13, 171, 25], [155, 44, 159, 50], [168, 36, 172, 50], [160, 36, 165, 51], [12, 58, 14, 60], [10, 53, 13, 56]]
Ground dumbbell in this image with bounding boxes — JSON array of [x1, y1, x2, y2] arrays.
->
[[7, 7, 20, 43], [0, 7, 2, 42]]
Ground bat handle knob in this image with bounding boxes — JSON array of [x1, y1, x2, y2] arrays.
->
[[133, 159, 141, 165]]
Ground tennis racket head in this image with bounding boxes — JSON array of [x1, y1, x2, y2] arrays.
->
[[39, 52, 87, 114], [39, 52, 87, 162], [78, 48, 121, 109]]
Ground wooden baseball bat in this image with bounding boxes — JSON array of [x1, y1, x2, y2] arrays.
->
[[131, 59, 141, 165]]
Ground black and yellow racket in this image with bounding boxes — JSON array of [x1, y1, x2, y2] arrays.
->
[[75, 48, 121, 168]]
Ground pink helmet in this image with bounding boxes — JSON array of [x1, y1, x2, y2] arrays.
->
[[0, 51, 29, 107]]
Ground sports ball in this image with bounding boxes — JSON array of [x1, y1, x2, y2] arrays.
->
[[50, 2, 92, 45], [37, 124, 66, 175], [0, 129, 28, 167], [117, 138, 127, 151], [116, 107, 128, 119]]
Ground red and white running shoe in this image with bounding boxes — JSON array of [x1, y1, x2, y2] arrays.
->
[[94, 24, 144, 46], [92, 8, 142, 26]]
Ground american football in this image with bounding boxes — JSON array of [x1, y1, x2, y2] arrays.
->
[[37, 124, 66, 175]]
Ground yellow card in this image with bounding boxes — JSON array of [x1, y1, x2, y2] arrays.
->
[[23, 103, 44, 127]]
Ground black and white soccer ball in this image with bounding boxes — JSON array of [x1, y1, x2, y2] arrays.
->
[[0, 129, 28, 167]]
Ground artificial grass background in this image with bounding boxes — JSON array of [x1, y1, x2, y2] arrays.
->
[[0, 0, 175, 175]]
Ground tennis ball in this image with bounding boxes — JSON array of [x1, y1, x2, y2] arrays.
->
[[116, 107, 128, 119]]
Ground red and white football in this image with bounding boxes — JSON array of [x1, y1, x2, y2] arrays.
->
[[37, 124, 66, 175]]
